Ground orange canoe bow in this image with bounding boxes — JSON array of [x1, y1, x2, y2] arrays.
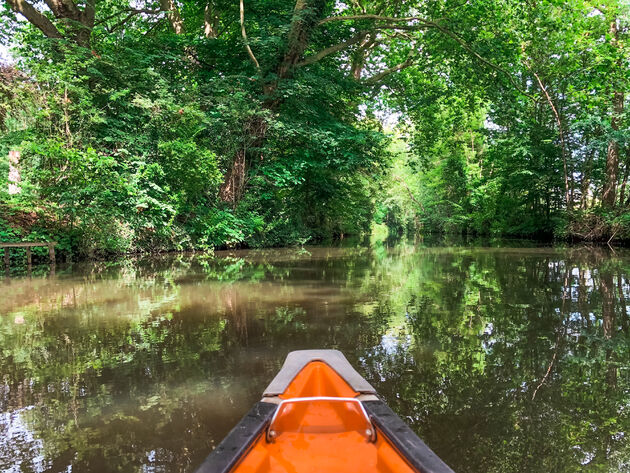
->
[[195, 350, 454, 473]]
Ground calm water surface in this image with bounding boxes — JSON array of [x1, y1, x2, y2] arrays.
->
[[1, 242, 629, 472]]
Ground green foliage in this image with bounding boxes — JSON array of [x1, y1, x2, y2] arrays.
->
[[0, 0, 391, 255], [0, 0, 628, 254], [378, 0, 629, 240]]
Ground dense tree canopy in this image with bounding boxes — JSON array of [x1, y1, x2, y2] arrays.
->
[[0, 0, 628, 255]]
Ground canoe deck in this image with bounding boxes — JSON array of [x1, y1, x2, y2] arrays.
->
[[232, 361, 415, 473], [195, 350, 455, 473]]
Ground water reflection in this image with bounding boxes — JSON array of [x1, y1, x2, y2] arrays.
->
[[0, 244, 629, 472]]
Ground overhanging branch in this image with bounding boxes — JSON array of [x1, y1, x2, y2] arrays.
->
[[429, 21, 536, 100], [95, 8, 164, 26], [317, 13, 537, 99], [6, 0, 63, 39], [319, 15, 433, 26], [363, 55, 415, 84], [240, 0, 260, 71], [159, 0, 183, 34], [297, 30, 369, 67]]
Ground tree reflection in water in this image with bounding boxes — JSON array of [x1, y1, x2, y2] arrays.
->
[[0, 243, 628, 472]]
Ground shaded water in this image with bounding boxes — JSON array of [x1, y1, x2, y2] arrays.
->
[[0, 242, 629, 472]]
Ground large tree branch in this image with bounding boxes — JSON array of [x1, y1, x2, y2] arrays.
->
[[240, 0, 260, 70], [81, 0, 95, 29], [5, 0, 63, 38], [59, 0, 79, 18], [531, 69, 571, 209], [296, 23, 428, 70], [363, 54, 415, 84], [429, 21, 536, 99], [143, 18, 165, 36], [9, 0, 94, 45], [297, 30, 369, 67], [373, 24, 431, 31], [274, 0, 325, 80], [260, 0, 326, 102], [43, 0, 79, 19], [159, 0, 183, 34], [106, 11, 144, 33], [351, 34, 376, 79], [318, 14, 536, 99], [319, 15, 433, 26], [95, 8, 164, 26], [43, 0, 61, 17]]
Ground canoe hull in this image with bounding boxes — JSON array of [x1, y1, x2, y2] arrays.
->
[[194, 350, 454, 473]]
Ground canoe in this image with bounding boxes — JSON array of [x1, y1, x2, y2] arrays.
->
[[195, 350, 454, 473]]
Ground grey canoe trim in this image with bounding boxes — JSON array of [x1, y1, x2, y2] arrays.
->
[[194, 401, 276, 473], [364, 400, 455, 473], [262, 349, 377, 396]]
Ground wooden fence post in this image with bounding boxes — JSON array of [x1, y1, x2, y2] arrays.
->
[[1, 242, 58, 274]]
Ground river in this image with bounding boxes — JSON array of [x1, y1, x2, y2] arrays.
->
[[0, 241, 628, 472]]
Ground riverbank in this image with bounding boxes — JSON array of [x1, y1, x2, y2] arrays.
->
[[5, 197, 630, 266], [3, 207, 630, 273]]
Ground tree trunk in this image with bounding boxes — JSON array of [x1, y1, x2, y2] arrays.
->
[[603, 127, 620, 208], [6, 0, 63, 39], [581, 149, 594, 210], [75, 0, 95, 46], [274, 0, 325, 82], [6, 0, 95, 46], [218, 116, 268, 205], [160, 0, 184, 34], [219, 149, 246, 204], [618, 162, 628, 208], [603, 90, 624, 208], [219, 0, 325, 203], [602, 19, 624, 209], [8, 150, 21, 195], [532, 72, 571, 211], [204, 2, 220, 38], [601, 273, 615, 340], [350, 35, 374, 80]]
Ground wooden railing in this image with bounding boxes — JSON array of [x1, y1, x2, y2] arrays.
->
[[2, 242, 57, 267]]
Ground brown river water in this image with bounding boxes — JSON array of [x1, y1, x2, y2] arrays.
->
[[0, 241, 629, 472]]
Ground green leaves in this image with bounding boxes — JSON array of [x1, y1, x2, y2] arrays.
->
[[1, 0, 628, 252]]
